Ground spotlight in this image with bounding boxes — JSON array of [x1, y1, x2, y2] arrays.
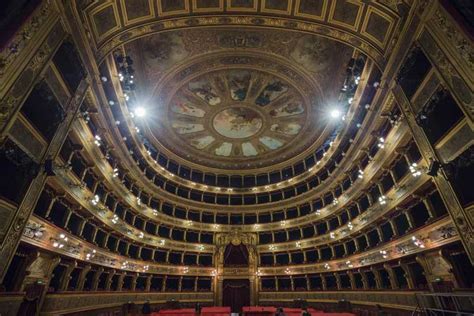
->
[[101, 76, 108, 82], [330, 109, 341, 119], [135, 107, 146, 117]]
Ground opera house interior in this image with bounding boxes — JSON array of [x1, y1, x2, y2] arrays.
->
[[0, 0, 473, 315]]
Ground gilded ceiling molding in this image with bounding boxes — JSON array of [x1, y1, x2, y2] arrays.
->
[[76, 0, 402, 68], [0, 22, 67, 138], [0, 1, 57, 94], [95, 17, 387, 68], [418, 30, 474, 125], [427, 2, 473, 89]]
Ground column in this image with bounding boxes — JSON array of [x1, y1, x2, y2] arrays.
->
[[105, 270, 116, 291], [90, 226, 98, 245], [117, 273, 125, 291], [347, 271, 356, 290], [342, 243, 348, 257], [162, 276, 167, 292], [363, 234, 369, 249], [376, 227, 383, 244], [383, 263, 399, 290], [320, 274, 327, 290], [422, 198, 436, 221], [404, 210, 415, 230], [366, 192, 374, 206], [20, 252, 61, 313], [131, 273, 138, 291], [389, 219, 399, 237], [137, 247, 142, 260], [371, 267, 382, 289], [77, 218, 86, 236], [354, 238, 360, 252], [62, 209, 73, 229], [145, 275, 152, 292], [125, 243, 130, 257], [59, 261, 77, 291], [388, 170, 398, 188], [359, 270, 368, 290], [399, 261, 415, 290], [44, 197, 59, 219], [91, 267, 104, 291], [76, 264, 91, 291], [334, 273, 341, 290]]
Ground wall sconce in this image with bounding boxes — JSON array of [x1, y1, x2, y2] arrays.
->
[[411, 236, 425, 248], [409, 163, 422, 177], [85, 249, 96, 260], [94, 135, 102, 146], [91, 195, 100, 206], [111, 214, 119, 224]]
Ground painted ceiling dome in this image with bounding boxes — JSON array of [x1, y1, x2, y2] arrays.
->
[[127, 27, 353, 171], [167, 68, 307, 163]]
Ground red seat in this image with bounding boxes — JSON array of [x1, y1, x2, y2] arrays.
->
[[158, 308, 196, 316], [242, 306, 277, 316], [201, 306, 231, 316]]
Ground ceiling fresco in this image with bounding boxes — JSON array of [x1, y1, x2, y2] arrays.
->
[[125, 27, 354, 170], [168, 68, 306, 160]]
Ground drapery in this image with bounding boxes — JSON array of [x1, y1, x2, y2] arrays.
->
[[222, 279, 250, 313], [223, 243, 249, 267]]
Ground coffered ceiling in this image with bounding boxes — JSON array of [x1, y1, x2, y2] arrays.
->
[[75, 0, 402, 66]]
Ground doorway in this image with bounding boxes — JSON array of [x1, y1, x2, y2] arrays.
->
[[222, 279, 250, 313]]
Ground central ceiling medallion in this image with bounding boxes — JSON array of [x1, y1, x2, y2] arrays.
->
[[213, 107, 263, 139]]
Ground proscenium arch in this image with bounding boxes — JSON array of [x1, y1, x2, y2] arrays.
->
[[93, 16, 391, 69]]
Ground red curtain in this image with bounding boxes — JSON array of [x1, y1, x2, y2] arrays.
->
[[223, 279, 250, 313], [223, 243, 249, 267]]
